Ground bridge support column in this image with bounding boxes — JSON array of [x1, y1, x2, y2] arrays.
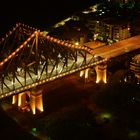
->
[[12, 95, 18, 105], [12, 91, 30, 111], [12, 90, 43, 115], [12, 92, 29, 107], [80, 68, 90, 82], [30, 91, 43, 115], [18, 92, 27, 107], [30, 95, 36, 115], [95, 64, 107, 83]]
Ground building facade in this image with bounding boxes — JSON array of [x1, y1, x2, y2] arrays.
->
[[85, 17, 131, 44]]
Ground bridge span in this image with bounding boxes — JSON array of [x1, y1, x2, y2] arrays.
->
[[0, 23, 140, 114]]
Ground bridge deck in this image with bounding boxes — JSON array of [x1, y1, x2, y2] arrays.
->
[[87, 35, 140, 59]]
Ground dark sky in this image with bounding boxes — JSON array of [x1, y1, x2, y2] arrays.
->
[[0, 0, 102, 35]]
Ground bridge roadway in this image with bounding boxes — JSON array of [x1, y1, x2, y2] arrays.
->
[[0, 53, 106, 99], [85, 35, 140, 59], [1, 54, 91, 91]]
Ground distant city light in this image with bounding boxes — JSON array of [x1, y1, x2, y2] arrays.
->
[[54, 17, 72, 28], [82, 5, 97, 14], [82, 11, 90, 14]]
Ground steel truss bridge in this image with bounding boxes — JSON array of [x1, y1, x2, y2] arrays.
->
[[0, 23, 106, 99]]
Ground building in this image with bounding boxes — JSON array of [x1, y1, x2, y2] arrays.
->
[[85, 17, 131, 44], [102, 18, 131, 43]]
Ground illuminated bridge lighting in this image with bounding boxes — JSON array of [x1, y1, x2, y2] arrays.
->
[[0, 57, 106, 99], [2, 22, 139, 101]]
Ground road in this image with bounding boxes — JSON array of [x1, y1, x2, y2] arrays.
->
[[87, 35, 140, 59]]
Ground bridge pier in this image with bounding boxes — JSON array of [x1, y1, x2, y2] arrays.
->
[[95, 64, 107, 83], [30, 91, 44, 115], [12, 91, 30, 107], [12, 90, 43, 115], [80, 68, 90, 82], [12, 94, 18, 105]]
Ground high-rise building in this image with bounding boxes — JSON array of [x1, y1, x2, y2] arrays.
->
[[102, 19, 131, 42], [85, 17, 131, 43]]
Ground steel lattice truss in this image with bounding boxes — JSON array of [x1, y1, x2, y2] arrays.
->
[[0, 23, 37, 61], [0, 26, 106, 99]]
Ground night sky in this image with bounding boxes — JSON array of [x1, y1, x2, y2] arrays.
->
[[0, 0, 102, 36]]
